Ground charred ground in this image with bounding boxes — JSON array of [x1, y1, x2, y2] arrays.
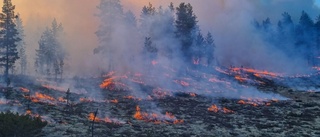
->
[[0, 70, 320, 137]]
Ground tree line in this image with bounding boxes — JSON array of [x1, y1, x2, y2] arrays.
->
[[95, 0, 216, 68], [254, 11, 320, 66], [0, 0, 67, 82]]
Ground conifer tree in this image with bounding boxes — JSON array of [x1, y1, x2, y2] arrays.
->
[[0, 0, 20, 80], [15, 13, 27, 75], [175, 3, 197, 59]]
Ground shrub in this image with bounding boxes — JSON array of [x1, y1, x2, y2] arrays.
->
[[0, 111, 47, 137]]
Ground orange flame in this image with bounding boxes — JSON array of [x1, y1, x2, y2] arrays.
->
[[32, 92, 55, 103], [88, 112, 100, 122], [100, 77, 114, 89], [110, 99, 118, 103], [208, 104, 219, 113], [20, 87, 30, 93], [189, 93, 196, 97], [134, 106, 183, 124]]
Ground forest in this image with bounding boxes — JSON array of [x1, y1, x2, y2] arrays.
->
[[0, 0, 320, 136]]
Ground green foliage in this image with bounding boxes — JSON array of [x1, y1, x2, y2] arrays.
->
[[0, 111, 47, 137]]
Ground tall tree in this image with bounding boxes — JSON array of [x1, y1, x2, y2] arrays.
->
[[175, 3, 197, 59], [15, 13, 27, 75], [297, 11, 316, 66], [0, 0, 20, 80], [205, 32, 215, 65], [35, 19, 66, 79], [95, 0, 124, 54]]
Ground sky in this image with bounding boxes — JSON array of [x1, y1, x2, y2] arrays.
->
[[1, 0, 320, 74]]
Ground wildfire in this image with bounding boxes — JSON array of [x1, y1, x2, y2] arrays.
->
[[100, 77, 114, 89], [134, 106, 183, 124], [79, 97, 93, 102], [230, 67, 280, 77], [20, 87, 30, 93], [109, 99, 118, 103], [123, 96, 142, 101], [208, 104, 234, 114], [237, 98, 278, 107], [31, 92, 56, 104], [88, 112, 125, 124], [234, 75, 247, 82], [88, 112, 100, 122], [189, 93, 196, 97], [207, 104, 219, 113]]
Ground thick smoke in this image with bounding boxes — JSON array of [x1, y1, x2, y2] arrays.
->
[[3, 0, 320, 100], [7, 0, 319, 75]]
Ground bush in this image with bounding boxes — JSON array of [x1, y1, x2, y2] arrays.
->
[[0, 111, 47, 137]]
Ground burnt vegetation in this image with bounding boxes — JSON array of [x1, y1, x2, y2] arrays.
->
[[0, 0, 320, 137]]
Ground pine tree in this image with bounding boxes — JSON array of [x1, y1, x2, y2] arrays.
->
[[15, 13, 27, 75], [175, 3, 197, 59], [0, 0, 20, 80], [95, 0, 124, 54], [205, 32, 215, 66], [297, 11, 316, 66], [35, 19, 66, 79], [191, 32, 204, 64]]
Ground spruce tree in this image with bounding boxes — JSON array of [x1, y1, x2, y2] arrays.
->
[[35, 19, 66, 79], [205, 32, 215, 66], [0, 0, 20, 80], [15, 13, 27, 75], [175, 3, 197, 59]]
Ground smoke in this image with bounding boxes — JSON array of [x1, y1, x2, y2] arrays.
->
[[0, 0, 319, 101]]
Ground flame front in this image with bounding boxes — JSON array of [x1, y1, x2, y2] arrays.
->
[[134, 106, 183, 124]]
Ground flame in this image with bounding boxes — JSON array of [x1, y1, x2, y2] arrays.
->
[[31, 92, 55, 103], [79, 97, 93, 102], [134, 106, 143, 120], [109, 99, 118, 103], [20, 87, 30, 93], [234, 75, 247, 82], [189, 93, 196, 97], [88, 112, 100, 122], [222, 107, 234, 114], [123, 95, 142, 101], [208, 104, 234, 114], [237, 98, 278, 107], [134, 106, 183, 124], [100, 77, 114, 89], [230, 67, 280, 77], [208, 104, 219, 113], [58, 97, 67, 102]]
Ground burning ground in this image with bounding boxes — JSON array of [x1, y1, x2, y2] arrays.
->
[[0, 66, 320, 137]]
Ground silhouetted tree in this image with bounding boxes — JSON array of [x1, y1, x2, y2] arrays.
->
[[35, 19, 66, 79], [175, 3, 197, 60], [15, 13, 27, 75], [0, 0, 20, 80], [205, 32, 215, 65]]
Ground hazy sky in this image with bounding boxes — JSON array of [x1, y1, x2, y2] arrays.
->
[[1, 0, 320, 74]]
